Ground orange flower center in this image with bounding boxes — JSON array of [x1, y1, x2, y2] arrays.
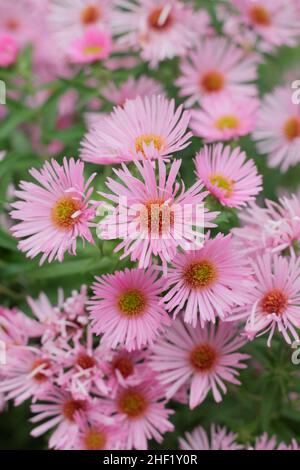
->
[[118, 289, 146, 317], [6, 18, 20, 31], [190, 344, 217, 371], [76, 354, 96, 369], [80, 4, 101, 25], [184, 260, 218, 289], [249, 5, 271, 26], [31, 359, 51, 382], [118, 390, 148, 418], [215, 115, 240, 131], [113, 356, 134, 378], [140, 199, 174, 235], [63, 399, 86, 421], [260, 289, 288, 316], [210, 174, 234, 197], [135, 134, 164, 156], [83, 428, 107, 450], [283, 116, 300, 141], [201, 70, 225, 93], [148, 6, 174, 30], [84, 45, 102, 56], [51, 196, 81, 230]]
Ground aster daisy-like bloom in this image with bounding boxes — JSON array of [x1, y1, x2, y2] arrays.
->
[[195, 144, 262, 208], [99, 157, 218, 271], [0, 0, 37, 47], [113, 0, 210, 68], [72, 413, 124, 450], [10, 158, 96, 265], [232, 195, 300, 258], [231, 253, 300, 346], [161, 233, 252, 326], [252, 433, 300, 450], [0, 306, 41, 346], [151, 318, 249, 408], [89, 267, 171, 351], [192, 95, 258, 142], [49, 0, 112, 48], [67, 28, 112, 63], [231, 0, 300, 51], [102, 373, 174, 449], [0, 34, 18, 67], [179, 424, 243, 450], [176, 37, 258, 107], [80, 95, 192, 164], [102, 76, 164, 108], [253, 86, 300, 171], [30, 387, 112, 450]]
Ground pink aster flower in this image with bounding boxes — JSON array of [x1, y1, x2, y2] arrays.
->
[[232, 195, 300, 258], [49, 0, 113, 48], [10, 158, 96, 265], [253, 86, 300, 171], [68, 28, 112, 64], [101, 373, 174, 449], [0, 0, 37, 47], [0, 34, 18, 67], [176, 37, 258, 107], [0, 346, 54, 406], [179, 424, 243, 450], [0, 306, 41, 346], [89, 267, 170, 351], [113, 0, 210, 68], [252, 433, 300, 450], [230, 253, 300, 346], [231, 0, 300, 51], [80, 95, 192, 164], [30, 387, 112, 450], [151, 318, 249, 408], [72, 413, 124, 450], [161, 233, 253, 326], [192, 95, 258, 142], [195, 144, 262, 208], [102, 76, 164, 107], [99, 157, 218, 271]]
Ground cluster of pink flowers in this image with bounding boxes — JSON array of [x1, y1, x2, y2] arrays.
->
[[2, 0, 300, 451]]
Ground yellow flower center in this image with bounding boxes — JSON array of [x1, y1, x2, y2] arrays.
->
[[215, 115, 240, 131], [184, 260, 218, 289], [190, 344, 217, 371], [84, 45, 102, 56], [51, 196, 81, 230], [118, 390, 148, 418], [283, 116, 300, 141], [118, 289, 146, 317], [201, 70, 225, 93], [135, 134, 164, 156], [84, 428, 107, 450], [210, 174, 234, 197]]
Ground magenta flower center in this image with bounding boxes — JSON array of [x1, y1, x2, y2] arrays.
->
[[118, 289, 146, 317], [201, 70, 225, 93], [84, 428, 107, 450], [76, 353, 96, 370], [249, 5, 271, 26], [63, 399, 86, 421], [190, 344, 217, 371], [260, 289, 288, 316], [184, 260, 218, 289], [118, 390, 148, 418], [283, 116, 300, 141], [148, 7, 174, 31], [51, 196, 81, 230], [113, 356, 134, 378], [80, 5, 101, 25]]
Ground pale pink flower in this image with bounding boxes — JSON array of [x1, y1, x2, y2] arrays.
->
[[80, 95, 192, 164], [0, 34, 18, 67], [231, 0, 300, 51], [192, 95, 258, 142], [179, 424, 243, 450], [151, 318, 249, 408], [49, 0, 113, 48], [102, 76, 164, 107], [72, 413, 124, 450], [253, 433, 300, 450], [253, 86, 300, 171], [89, 267, 170, 351], [0, 306, 41, 346], [230, 253, 300, 346], [177, 37, 258, 107], [0, 0, 37, 47], [161, 233, 253, 326], [68, 28, 112, 63], [113, 0, 210, 68], [101, 373, 174, 449], [99, 157, 218, 271], [11, 158, 96, 265], [233, 195, 300, 258], [195, 144, 262, 208]]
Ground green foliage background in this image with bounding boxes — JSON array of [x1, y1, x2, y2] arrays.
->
[[1, 0, 300, 449]]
